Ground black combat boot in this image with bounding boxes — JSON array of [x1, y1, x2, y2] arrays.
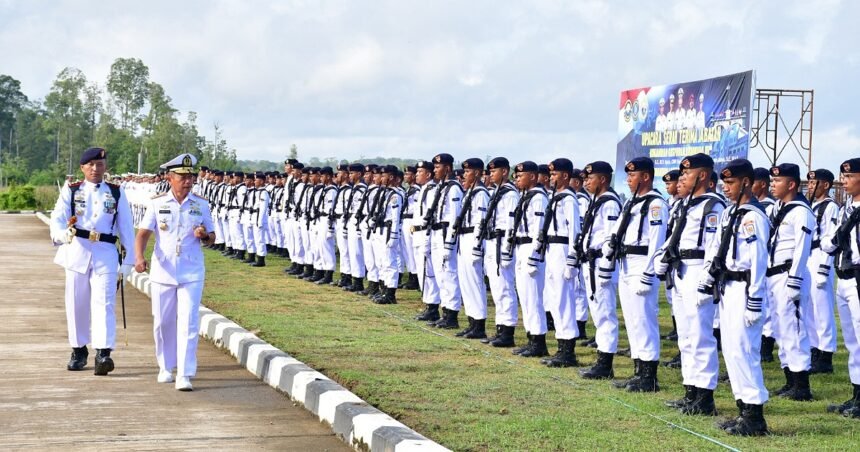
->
[[465, 319, 487, 339], [781, 370, 813, 401], [512, 333, 533, 355], [244, 252, 256, 264], [760, 335, 776, 362], [520, 334, 549, 358], [221, 246, 233, 256], [713, 328, 722, 352], [543, 339, 578, 368], [613, 358, 641, 389], [774, 367, 795, 396], [576, 320, 588, 342], [718, 399, 746, 430], [398, 273, 410, 289], [666, 385, 696, 409], [67, 346, 88, 371], [334, 273, 349, 287], [297, 264, 312, 279], [404, 273, 420, 290], [308, 269, 325, 282], [230, 249, 244, 260], [285, 262, 299, 274], [251, 255, 266, 267], [831, 384, 860, 416], [433, 308, 459, 329], [93, 349, 114, 376], [810, 351, 834, 374], [374, 287, 397, 305], [315, 270, 333, 285], [662, 352, 682, 369], [455, 317, 475, 337], [661, 316, 678, 341], [348, 278, 365, 293], [725, 403, 768, 436], [681, 388, 717, 416], [481, 325, 502, 344], [415, 304, 440, 321], [579, 351, 614, 380], [546, 312, 555, 332], [371, 283, 387, 302], [810, 347, 821, 368], [360, 281, 378, 296], [628, 361, 660, 393], [489, 325, 516, 347]]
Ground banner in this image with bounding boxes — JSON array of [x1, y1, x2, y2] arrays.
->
[[615, 70, 755, 193]]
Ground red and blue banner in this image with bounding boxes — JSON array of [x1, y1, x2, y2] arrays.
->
[[615, 70, 755, 191]]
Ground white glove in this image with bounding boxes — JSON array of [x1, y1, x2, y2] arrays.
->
[[501, 253, 514, 269], [64, 227, 75, 244], [786, 285, 802, 301], [470, 248, 483, 264], [597, 270, 612, 286], [527, 263, 538, 276], [696, 283, 714, 306], [699, 272, 715, 287], [601, 241, 613, 259], [814, 272, 828, 288], [635, 279, 653, 296], [563, 265, 576, 280], [744, 309, 763, 328], [654, 258, 668, 277]]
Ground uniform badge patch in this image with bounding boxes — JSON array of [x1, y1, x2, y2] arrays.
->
[[650, 206, 661, 220], [743, 220, 755, 236]]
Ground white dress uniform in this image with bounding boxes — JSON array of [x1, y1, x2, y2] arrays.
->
[[413, 181, 441, 306], [314, 184, 338, 272], [704, 199, 771, 423], [228, 182, 247, 253], [430, 178, 464, 313], [807, 196, 839, 356], [543, 188, 580, 341], [51, 180, 136, 352], [290, 180, 309, 266], [269, 182, 284, 250], [829, 201, 860, 388], [767, 197, 815, 374], [400, 184, 420, 276], [140, 190, 214, 382], [675, 107, 686, 130], [482, 182, 520, 329], [346, 182, 367, 281], [655, 113, 667, 132], [508, 183, 549, 340], [281, 176, 297, 259], [455, 183, 490, 323], [251, 184, 270, 258], [361, 184, 382, 284], [370, 186, 390, 289], [612, 189, 668, 363], [218, 181, 232, 249], [334, 183, 352, 279], [573, 190, 591, 326], [377, 186, 404, 289]]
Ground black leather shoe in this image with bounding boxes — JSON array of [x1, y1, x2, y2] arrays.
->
[[93, 349, 114, 376], [67, 346, 88, 371]]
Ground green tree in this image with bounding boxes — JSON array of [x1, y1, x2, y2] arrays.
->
[[289, 143, 298, 161], [0, 74, 28, 154], [44, 67, 90, 174], [106, 57, 150, 133]]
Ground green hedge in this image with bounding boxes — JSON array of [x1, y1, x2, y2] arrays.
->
[[0, 185, 37, 210]]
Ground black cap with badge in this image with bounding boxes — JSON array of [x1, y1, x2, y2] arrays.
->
[[80, 147, 107, 165]]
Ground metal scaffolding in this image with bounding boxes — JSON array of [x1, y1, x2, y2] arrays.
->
[[750, 88, 814, 172]]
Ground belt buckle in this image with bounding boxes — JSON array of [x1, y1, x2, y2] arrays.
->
[[88, 230, 100, 242]]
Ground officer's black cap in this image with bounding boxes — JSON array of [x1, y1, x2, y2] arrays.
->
[[841, 158, 860, 174], [461, 158, 484, 171], [753, 167, 770, 182], [584, 161, 613, 176], [679, 153, 714, 170], [515, 161, 539, 173], [487, 157, 510, 170], [433, 153, 454, 166], [320, 166, 334, 176], [416, 160, 434, 171], [770, 163, 800, 181], [80, 147, 106, 165], [537, 164, 550, 176], [624, 157, 654, 173], [348, 163, 364, 172], [662, 169, 680, 182], [548, 158, 573, 174], [720, 159, 754, 180], [808, 168, 835, 183]]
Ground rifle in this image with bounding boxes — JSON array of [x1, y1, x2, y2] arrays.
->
[[534, 186, 557, 260], [834, 206, 860, 269], [474, 183, 508, 254], [423, 181, 445, 236], [573, 192, 597, 265], [660, 175, 699, 289], [707, 184, 745, 301], [452, 185, 477, 236], [606, 182, 641, 261]]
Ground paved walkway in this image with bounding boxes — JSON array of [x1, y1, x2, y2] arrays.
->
[[0, 214, 348, 451]]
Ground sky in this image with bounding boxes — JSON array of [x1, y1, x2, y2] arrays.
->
[[1, 0, 858, 172]]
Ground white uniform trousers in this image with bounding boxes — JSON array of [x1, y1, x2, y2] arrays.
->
[[414, 244, 440, 304], [335, 222, 351, 276], [837, 277, 860, 384], [229, 219, 245, 251], [219, 217, 231, 248], [430, 231, 462, 311], [572, 269, 589, 322], [317, 227, 337, 271], [675, 263, 719, 390], [806, 252, 837, 353], [300, 223, 312, 266], [457, 235, 488, 320], [270, 216, 282, 248], [65, 268, 116, 349], [768, 271, 812, 372], [618, 257, 661, 362], [362, 226, 378, 281], [290, 220, 305, 265], [267, 216, 276, 246], [401, 227, 417, 274], [543, 244, 577, 340], [212, 213, 224, 245], [484, 238, 518, 327], [347, 226, 365, 278], [583, 261, 618, 353], [378, 236, 401, 288], [515, 243, 547, 335], [283, 218, 295, 258], [719, 280, 769, 405], [150, 280, 203, 377], [251, 225, 268, 256], [243, 224, 255, 254], [372, 231, 387, 281]]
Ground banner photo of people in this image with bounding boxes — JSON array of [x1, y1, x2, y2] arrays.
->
[[614, 70, 755, 195]]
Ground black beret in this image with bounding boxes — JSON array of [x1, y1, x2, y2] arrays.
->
[[807, 168, 835, 183], [770, 163, 800, 181], [537, 164, 550, 176], [720, 159, 754, 180], [461, 158, 484, 171], [380, 165, 397, 174], [244, 171, 254, 178], [200, 166, 209, 171], [364, 164, 378, 173], [300, 167, 310, 174], [487, 157, 510, 170], [254, 171, 265, 180], [679, 153, 714, 170], [433, 153, 454, 165], [404, 165, 417, 173], [753, 167, 771, 181], [711, 171, 718, 184], [515, 161, 539, 173], [320, 166, 334, 176], [662, 169, 680, 182], [337, 163, 349, 171], [548, 158, 573, 174], [286, 158, 299, 165], [214, 170, 224, 176], [347, 163, 364, 172], [80, 147, 107, 165], [416, 160, 434, 171], [224, 170, 233, 177], [293, 162, 305, 170], [570, 168, 584, 180], [624, 157, 654, 173], [841, 158, 860, 174], [584, 161, 613, 175], [453, 169, 464, 177], [234, 171, 245, 178]]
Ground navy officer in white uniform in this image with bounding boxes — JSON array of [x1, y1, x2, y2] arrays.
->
[[134, 153, 215, 391], [50, 147, 136, 375]]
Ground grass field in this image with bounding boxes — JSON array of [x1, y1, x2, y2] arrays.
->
[[197, 248, 860, 451]]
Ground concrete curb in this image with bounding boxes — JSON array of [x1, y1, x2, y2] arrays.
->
[[33, 213, 449, 452]]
